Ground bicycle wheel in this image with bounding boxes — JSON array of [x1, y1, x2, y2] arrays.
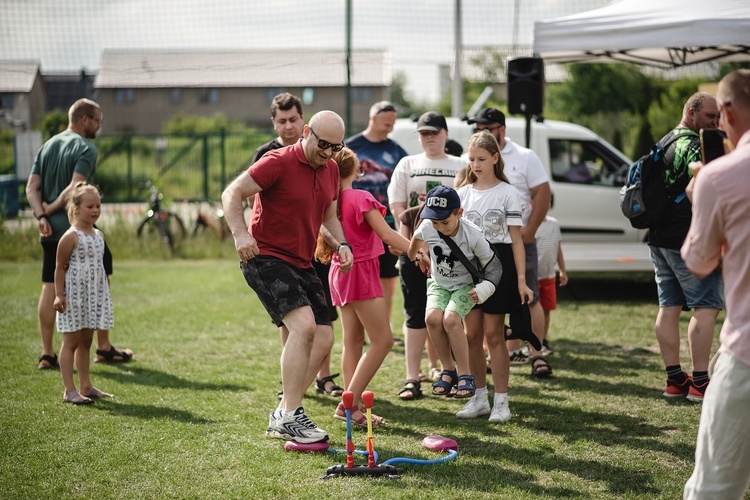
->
[[137, 216, 155, 238], [160, 212, 186, 250]]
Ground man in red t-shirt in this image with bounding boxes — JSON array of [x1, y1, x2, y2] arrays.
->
[[222, 110, 353, 444]]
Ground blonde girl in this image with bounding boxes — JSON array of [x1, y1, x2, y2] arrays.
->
[[54, 183, 114, 404], [456, 131, 533, 422], [316, 148, 412, 427]]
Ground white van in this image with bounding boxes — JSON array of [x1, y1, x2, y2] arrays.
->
[[389, 117, 653, 272]]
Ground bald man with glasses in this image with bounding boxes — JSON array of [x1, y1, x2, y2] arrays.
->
[[222, 110, 353, 444]]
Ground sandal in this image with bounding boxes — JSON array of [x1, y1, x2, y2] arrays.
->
[[84, 387, 113, 399], [432, 369, 458, 396], [509, 349, 530, 365], [454, 375, 476, 399], [334, 402, 385, 428], [315, 374, 344, 396], [62, 390, 93, 405], [38, 353, 59, 370], [530, 356, 553, 378], [95, 345, 133, 363], [429, 367, 442, 381], [398, 379, 422, 400]]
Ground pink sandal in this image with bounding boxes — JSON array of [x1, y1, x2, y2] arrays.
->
[[333, 402, 385, 428]]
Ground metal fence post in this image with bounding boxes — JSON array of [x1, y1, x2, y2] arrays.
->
[[127, 135, 133, 201], [202, 134, 209, 200], [220, 129, 226, 197]]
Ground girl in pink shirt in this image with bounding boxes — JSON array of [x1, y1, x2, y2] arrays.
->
[[316, 148, 412, 428]]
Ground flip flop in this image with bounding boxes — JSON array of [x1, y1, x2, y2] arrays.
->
[[63, 391, 93, 405], [84, 387, 113, 399]]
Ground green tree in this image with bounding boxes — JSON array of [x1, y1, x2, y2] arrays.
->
[[436, 80, 507, 119], [547, 63, 658, 118], [37, 109, 68, 140], [389, 71, 427, 119], [647, 78, 705, 141], [718, 62, 750, 79]]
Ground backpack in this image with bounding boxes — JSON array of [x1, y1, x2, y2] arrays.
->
[[619, 134, 689, 229]]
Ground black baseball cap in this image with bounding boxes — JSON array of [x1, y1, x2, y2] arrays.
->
[[421, 185, 461, 220], [416, 111, 448, 132], [467, 107, 506, 126]]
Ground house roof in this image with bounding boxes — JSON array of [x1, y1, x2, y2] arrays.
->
[[0, 60, 41, 92], [94, 49, 392, 89]]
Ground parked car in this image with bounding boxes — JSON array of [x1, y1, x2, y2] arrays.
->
[[389, 117, 652, 272]]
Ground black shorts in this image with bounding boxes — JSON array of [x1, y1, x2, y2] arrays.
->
[[240, 256, 331, 328], [524, 242, 540, 304], [398, 255, 427, 329], [312, 259, 338, 322], [379, 242, 399, 279], [481, 243, 519, 315], [41, 238, 113, 283]]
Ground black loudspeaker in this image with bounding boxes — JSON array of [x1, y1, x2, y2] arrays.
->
[[507, 57, 545, 116]]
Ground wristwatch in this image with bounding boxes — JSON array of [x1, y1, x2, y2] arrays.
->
[[336, 242, 353, 253]]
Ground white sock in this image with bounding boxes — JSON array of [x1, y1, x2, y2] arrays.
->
[[475, 386, 488, 400], [494, 392, 508, 404]]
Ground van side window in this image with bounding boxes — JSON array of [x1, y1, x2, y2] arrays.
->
[[549, 139, 628, 187]]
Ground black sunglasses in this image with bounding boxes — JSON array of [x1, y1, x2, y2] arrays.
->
[[309, 127, 344, 152], [473, 125, 501, 134]]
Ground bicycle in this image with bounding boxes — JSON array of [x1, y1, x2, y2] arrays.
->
[[191, 201, 230, 240], [136, 182, 186, 251]]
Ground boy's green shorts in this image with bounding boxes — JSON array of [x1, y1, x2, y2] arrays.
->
[[425, 279, 475, 320]]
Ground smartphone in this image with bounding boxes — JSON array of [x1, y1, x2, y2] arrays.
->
[[701, 128, 726, 164]]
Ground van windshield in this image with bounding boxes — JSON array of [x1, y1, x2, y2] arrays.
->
[[549, 139, 628, 187]]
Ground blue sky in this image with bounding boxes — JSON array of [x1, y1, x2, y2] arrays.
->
[[0, 0, 610, 103]]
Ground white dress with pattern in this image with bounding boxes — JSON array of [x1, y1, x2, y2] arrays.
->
[[56, 228, 115, 332]]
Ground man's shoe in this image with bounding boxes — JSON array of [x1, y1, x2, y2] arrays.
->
[[488, 399, 511, 423], [663, 372, 692, 397], [266, 407, 329, 444], [509, 349, 529, 365], [687, 379, 709, 403], [456, 395, 490, 419]]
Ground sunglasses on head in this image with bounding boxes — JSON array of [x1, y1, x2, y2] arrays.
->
[[376, 104, 396, 114], [309, 127, 344, 152]]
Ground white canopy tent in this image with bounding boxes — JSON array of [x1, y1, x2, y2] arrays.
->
[[533, 0, 750, 67]]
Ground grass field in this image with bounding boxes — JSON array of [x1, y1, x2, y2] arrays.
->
[[0, 258, 721, 499]]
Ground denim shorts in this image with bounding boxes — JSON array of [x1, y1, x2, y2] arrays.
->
[[649, 246, 724, 310], [240, 256, 331, 327]]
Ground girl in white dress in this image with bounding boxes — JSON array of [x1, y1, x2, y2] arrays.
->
[[54, 183, 114, 404]]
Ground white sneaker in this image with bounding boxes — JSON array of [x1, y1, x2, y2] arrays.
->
[[456, 395, 491, 419], [488, 399, 511, 423], [265, 407, 329, 443]]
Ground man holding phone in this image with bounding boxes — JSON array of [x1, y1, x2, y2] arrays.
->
[[682, 68, 750, 500], [648, 92, 724, 403]]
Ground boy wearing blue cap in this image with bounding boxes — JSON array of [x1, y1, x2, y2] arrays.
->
[[407, 185, 502, 399]]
